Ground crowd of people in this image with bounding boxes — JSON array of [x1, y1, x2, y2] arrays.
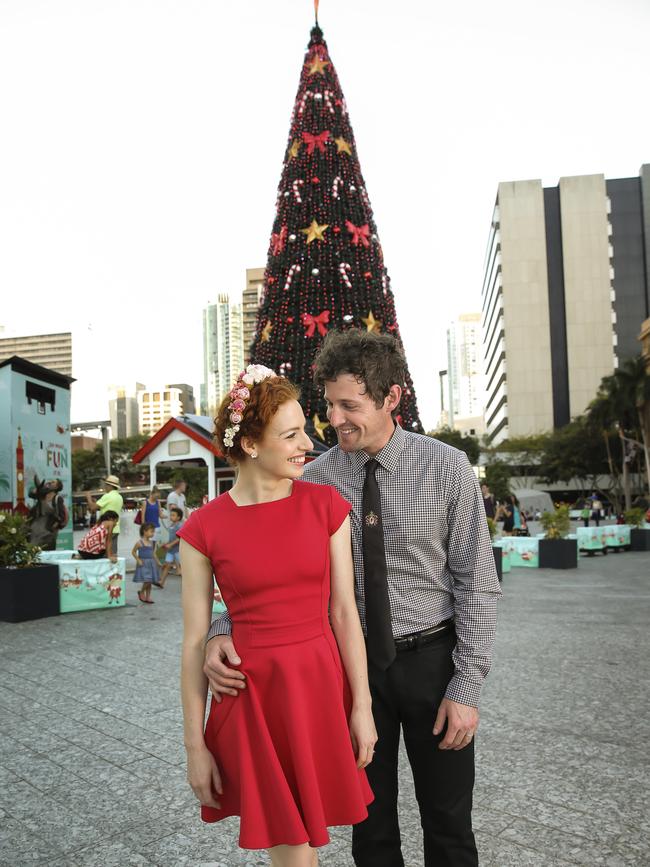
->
[[480, 484, 536, 536], [75, 477, 188, 602]]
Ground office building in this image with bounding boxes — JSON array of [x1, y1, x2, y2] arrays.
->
[[202, 295, 244, 417], [0, 331, 72, 376], [138, 384, 196, 435], [482, 165, 650, 444], [446, 313, 486, 436], [108, 383, 144, 438], [242, 267, 265, 365]]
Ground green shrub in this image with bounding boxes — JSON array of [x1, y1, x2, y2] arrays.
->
[[0, 512, 42, 568], [540, 505, 571, 540]]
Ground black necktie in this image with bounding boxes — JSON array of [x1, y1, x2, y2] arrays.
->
[[362, 459, 396, 670]]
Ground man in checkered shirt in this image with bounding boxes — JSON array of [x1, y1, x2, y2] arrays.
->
[[204, 331, 501, 867]]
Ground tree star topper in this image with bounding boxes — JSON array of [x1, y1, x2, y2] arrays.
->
[[288, 139, 301, 160], [301, 219, 329, 244], [308, 56, 330, 76]]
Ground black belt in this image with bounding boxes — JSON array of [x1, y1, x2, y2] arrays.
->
[[393, 618, 455, 652]]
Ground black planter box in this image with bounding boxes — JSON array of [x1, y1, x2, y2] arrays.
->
[[538, 538, 578, 569], [492, 546, 503, 581], [630, 528, 650, 552], [0, 564, 60, 623]]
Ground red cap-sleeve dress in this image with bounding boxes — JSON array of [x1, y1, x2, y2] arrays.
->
[[177, 479, 373, 850]]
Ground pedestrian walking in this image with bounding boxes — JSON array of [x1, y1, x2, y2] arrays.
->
[[86, 475, 124, 555], [591, 493, 603, 527], [179, 365, 375, 865], [204, 331, 501, 867], [158, 506, 184, 588], [75, 511, 119, 561], [481, 483, 496, 519], [166, 479, 189, 519], [581, 504, 591, 527], [139, 486, 163, 541], [132, 522, 161, 604]]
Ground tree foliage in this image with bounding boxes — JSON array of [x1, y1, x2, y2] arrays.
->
[[427, 427, 480, 466]]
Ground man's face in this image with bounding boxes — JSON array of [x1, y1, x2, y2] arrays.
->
[[481, 484, 490, 497], [177, 482, 187, 494], [324, 374, 400, 455]]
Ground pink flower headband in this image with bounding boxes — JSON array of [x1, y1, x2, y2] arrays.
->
[[223, 364, 277, 448]]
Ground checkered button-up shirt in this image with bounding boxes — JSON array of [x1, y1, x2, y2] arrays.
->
[[207, 425, 502, 706]]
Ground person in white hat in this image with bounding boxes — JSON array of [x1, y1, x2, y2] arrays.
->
[[86, 475, 124, 556]]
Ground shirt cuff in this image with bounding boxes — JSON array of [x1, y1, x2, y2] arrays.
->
[[444, 673, 483, 708], [206, 615, 232, 642]]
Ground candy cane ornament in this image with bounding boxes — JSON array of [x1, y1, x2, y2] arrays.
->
[[284, 264, 302, 292], [323, 90, 336, 115], [292, 179, 304, 203], [332, 176, 343, 200], [339, 263, 352, 290], [298, 91, 315, 115]]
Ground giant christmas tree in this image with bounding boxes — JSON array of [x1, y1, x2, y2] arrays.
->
[[250, 22, 423, 445]]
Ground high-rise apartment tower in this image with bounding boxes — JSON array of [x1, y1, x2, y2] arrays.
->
[[482, 165, 650, 444]]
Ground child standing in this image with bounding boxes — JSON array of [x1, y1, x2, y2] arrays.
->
[[132, 522, 161, 604], [76, 511, 119, 561], [158, 506, 184, 588]]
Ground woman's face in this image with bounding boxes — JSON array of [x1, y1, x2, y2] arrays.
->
[[251, 400, 313, 480]]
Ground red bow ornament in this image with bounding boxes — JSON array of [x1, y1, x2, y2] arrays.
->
[[271, 225, 287, 256], [302, 130, 330, 155], [302, 310, 330, 337], [345, 221, 371, 247]]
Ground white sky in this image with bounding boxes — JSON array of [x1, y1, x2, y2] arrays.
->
[[1, 0, 649, 431]]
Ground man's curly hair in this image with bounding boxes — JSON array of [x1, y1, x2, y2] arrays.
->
[[313, 330, 406, 409]]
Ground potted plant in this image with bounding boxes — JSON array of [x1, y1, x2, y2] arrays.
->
[[538, 506, 577, 569], [486, 517, 502, 581], [625, 508, 650, 552], [0, 511, 60, 623]]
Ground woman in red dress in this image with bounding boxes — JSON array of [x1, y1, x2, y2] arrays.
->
[[179, 366, 375, 867]]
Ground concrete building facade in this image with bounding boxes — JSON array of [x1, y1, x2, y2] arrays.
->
[[446, 313, 486, 435], [138, 384, 196, 436], [482, 166, 650, 444], [242, 267, 265, 366], [108, 383, 144, 438], [0, 331, 72, 376], [202, 295, 244, 418]]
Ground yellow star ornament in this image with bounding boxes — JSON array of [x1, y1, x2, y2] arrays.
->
[[334, 137, 352, 155], [288, 139, 301, 160], [308, 56, 330, 76], [362, 311, 381, 333], [261, 320, 273, 342], [300, 219, 329, 244], [312, 413, 330, 442]]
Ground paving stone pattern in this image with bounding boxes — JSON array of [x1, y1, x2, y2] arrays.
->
[[0, 551, 649, 865]]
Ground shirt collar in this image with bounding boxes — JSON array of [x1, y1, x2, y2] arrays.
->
[[348, 424, 407, 475]]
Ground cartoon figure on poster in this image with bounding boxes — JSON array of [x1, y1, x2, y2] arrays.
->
[[27, 475, 69, 551]]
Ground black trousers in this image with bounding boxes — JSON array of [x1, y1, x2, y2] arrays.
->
[[352, 631, 478, 867]]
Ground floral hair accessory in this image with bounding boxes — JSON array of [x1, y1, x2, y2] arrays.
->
[[223, 364, 277, 448]]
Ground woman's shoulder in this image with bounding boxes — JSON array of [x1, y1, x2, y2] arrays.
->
[[186, 493, 232, 522], [294, 479, 336, 502]]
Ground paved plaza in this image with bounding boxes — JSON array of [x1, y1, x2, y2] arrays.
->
[[1, 549, 649, 866]]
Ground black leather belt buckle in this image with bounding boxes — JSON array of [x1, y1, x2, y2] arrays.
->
[[395, 619, 454, 653]]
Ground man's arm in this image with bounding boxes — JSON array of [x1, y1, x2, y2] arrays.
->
[[207, 610, 232, 640], [86, 492, 100, 513], [445, 450, 502, 708]]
